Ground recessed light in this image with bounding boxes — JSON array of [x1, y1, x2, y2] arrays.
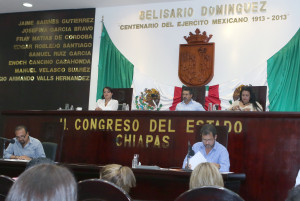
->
[[23, 3, 33, 8]]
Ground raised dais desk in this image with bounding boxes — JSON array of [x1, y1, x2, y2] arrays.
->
[[1, 110, 300, 201]]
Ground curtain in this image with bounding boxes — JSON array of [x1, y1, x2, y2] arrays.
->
[[96, 23, 134, 100], [267, 28, 300, 111]]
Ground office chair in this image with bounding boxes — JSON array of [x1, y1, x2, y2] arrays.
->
[[78, 178, 132, 201], [175, 186, 245, 201], [0, 175, 14, 201], [42, 142, 57, 161]]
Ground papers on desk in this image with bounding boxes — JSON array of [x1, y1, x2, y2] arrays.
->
[[189, 151, 207, 170], [135, 165, 160, 170], [295, 169, 300, 186], [2, 159, 29, 162], [221, 172, 234, 174]]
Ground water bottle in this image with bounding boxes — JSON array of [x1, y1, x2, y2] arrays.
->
[[132, 154, 139, 168], [208, 103, 213, 111], [122, 103, 126, 111]]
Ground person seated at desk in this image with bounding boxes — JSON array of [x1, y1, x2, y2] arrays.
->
[[176, 87, 205, 111], [6, 164, 77, 201], [189, 162, 224, 189], [228, 86, 263, 111], [100, 164, 136, 193], [182, 124, 230, 172], [4, 125, 45, 160], [95, 87, 119, 111]]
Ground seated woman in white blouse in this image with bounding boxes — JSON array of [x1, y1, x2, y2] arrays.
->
[[228, 86, 263, 111], [95, 87, 119, 111]]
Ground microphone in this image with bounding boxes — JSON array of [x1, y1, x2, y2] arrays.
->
[[188, 141, 194, 157], [0, 137, 15, 144]]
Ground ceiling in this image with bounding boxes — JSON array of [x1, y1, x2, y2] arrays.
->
[[0, 0, 184, 14]]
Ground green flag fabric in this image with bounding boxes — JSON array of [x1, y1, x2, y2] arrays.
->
[[267, 28, 300, 111], [96, 23, 134, 100]]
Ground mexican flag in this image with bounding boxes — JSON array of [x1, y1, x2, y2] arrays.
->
[[99, 24, 299, 112]]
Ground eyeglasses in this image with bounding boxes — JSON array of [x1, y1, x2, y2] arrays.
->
[[202, 139, 214, 143], [16, 133, 27, 139]]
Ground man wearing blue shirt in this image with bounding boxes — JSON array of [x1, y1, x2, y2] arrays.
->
[[4, 125, 45, 160], [175, 87, 205, 111], [182, 124, 230, 172]]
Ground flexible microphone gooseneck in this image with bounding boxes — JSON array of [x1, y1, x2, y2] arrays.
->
[[0, 137, 15, 144]]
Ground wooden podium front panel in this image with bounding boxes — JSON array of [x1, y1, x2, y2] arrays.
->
[[2, 110, 300, 201]]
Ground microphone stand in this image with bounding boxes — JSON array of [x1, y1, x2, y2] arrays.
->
[[2, 140, 5, 159], [0, 137, 15, 159], [186, 141, 192, 170], [186, 153, 191, 170]]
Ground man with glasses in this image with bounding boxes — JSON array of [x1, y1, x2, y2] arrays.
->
[[4, 125, 45, 160], [182, 124, 230, 172]]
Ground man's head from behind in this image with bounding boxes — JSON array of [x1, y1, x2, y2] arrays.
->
[[200, 124, 217, 149], [14, 125, 29, 146], [182, 87, 194, 104]]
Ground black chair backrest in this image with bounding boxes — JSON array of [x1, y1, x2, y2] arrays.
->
[[42, 142, 58, 161], [0, 175, 14, 201], [40, 122, 64, 161], [196, 125, 229, 148], [112, 88, 133, 111], [174, 186, 245, 201], [181, 86, 206, 107], [78, 178, 132, 201]]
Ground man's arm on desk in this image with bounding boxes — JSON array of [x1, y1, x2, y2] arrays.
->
[[218, 149, 230, 172], [9, 155, 31, 160], [3, 143, 13, 159], [3, 143, 31, 160]]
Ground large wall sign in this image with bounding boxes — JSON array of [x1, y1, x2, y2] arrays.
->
[[0, 8, 95, 130], [90, 0, 300, 110]]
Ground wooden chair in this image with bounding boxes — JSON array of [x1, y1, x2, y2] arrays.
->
[[174, 186, 245, 201], [196, 125, 229, 148], [112, 88, 133, 111], [0, 175, 14, 201], [78, 178, 132, 201]]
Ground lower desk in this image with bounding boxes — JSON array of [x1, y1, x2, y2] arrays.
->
[[0, 160, 245, 201]]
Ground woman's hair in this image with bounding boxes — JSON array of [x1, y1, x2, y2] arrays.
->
[[189, 162, 224, 189], [103, 86, 113, 93], [6, 164, 77, 201], [102, 87, 113, 99], [100, 164, 136, 193], [239, 86, 261, 111]]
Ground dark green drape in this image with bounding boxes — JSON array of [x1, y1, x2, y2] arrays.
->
[[96, 23, 134, 100], [267, 28, 300, 111]]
